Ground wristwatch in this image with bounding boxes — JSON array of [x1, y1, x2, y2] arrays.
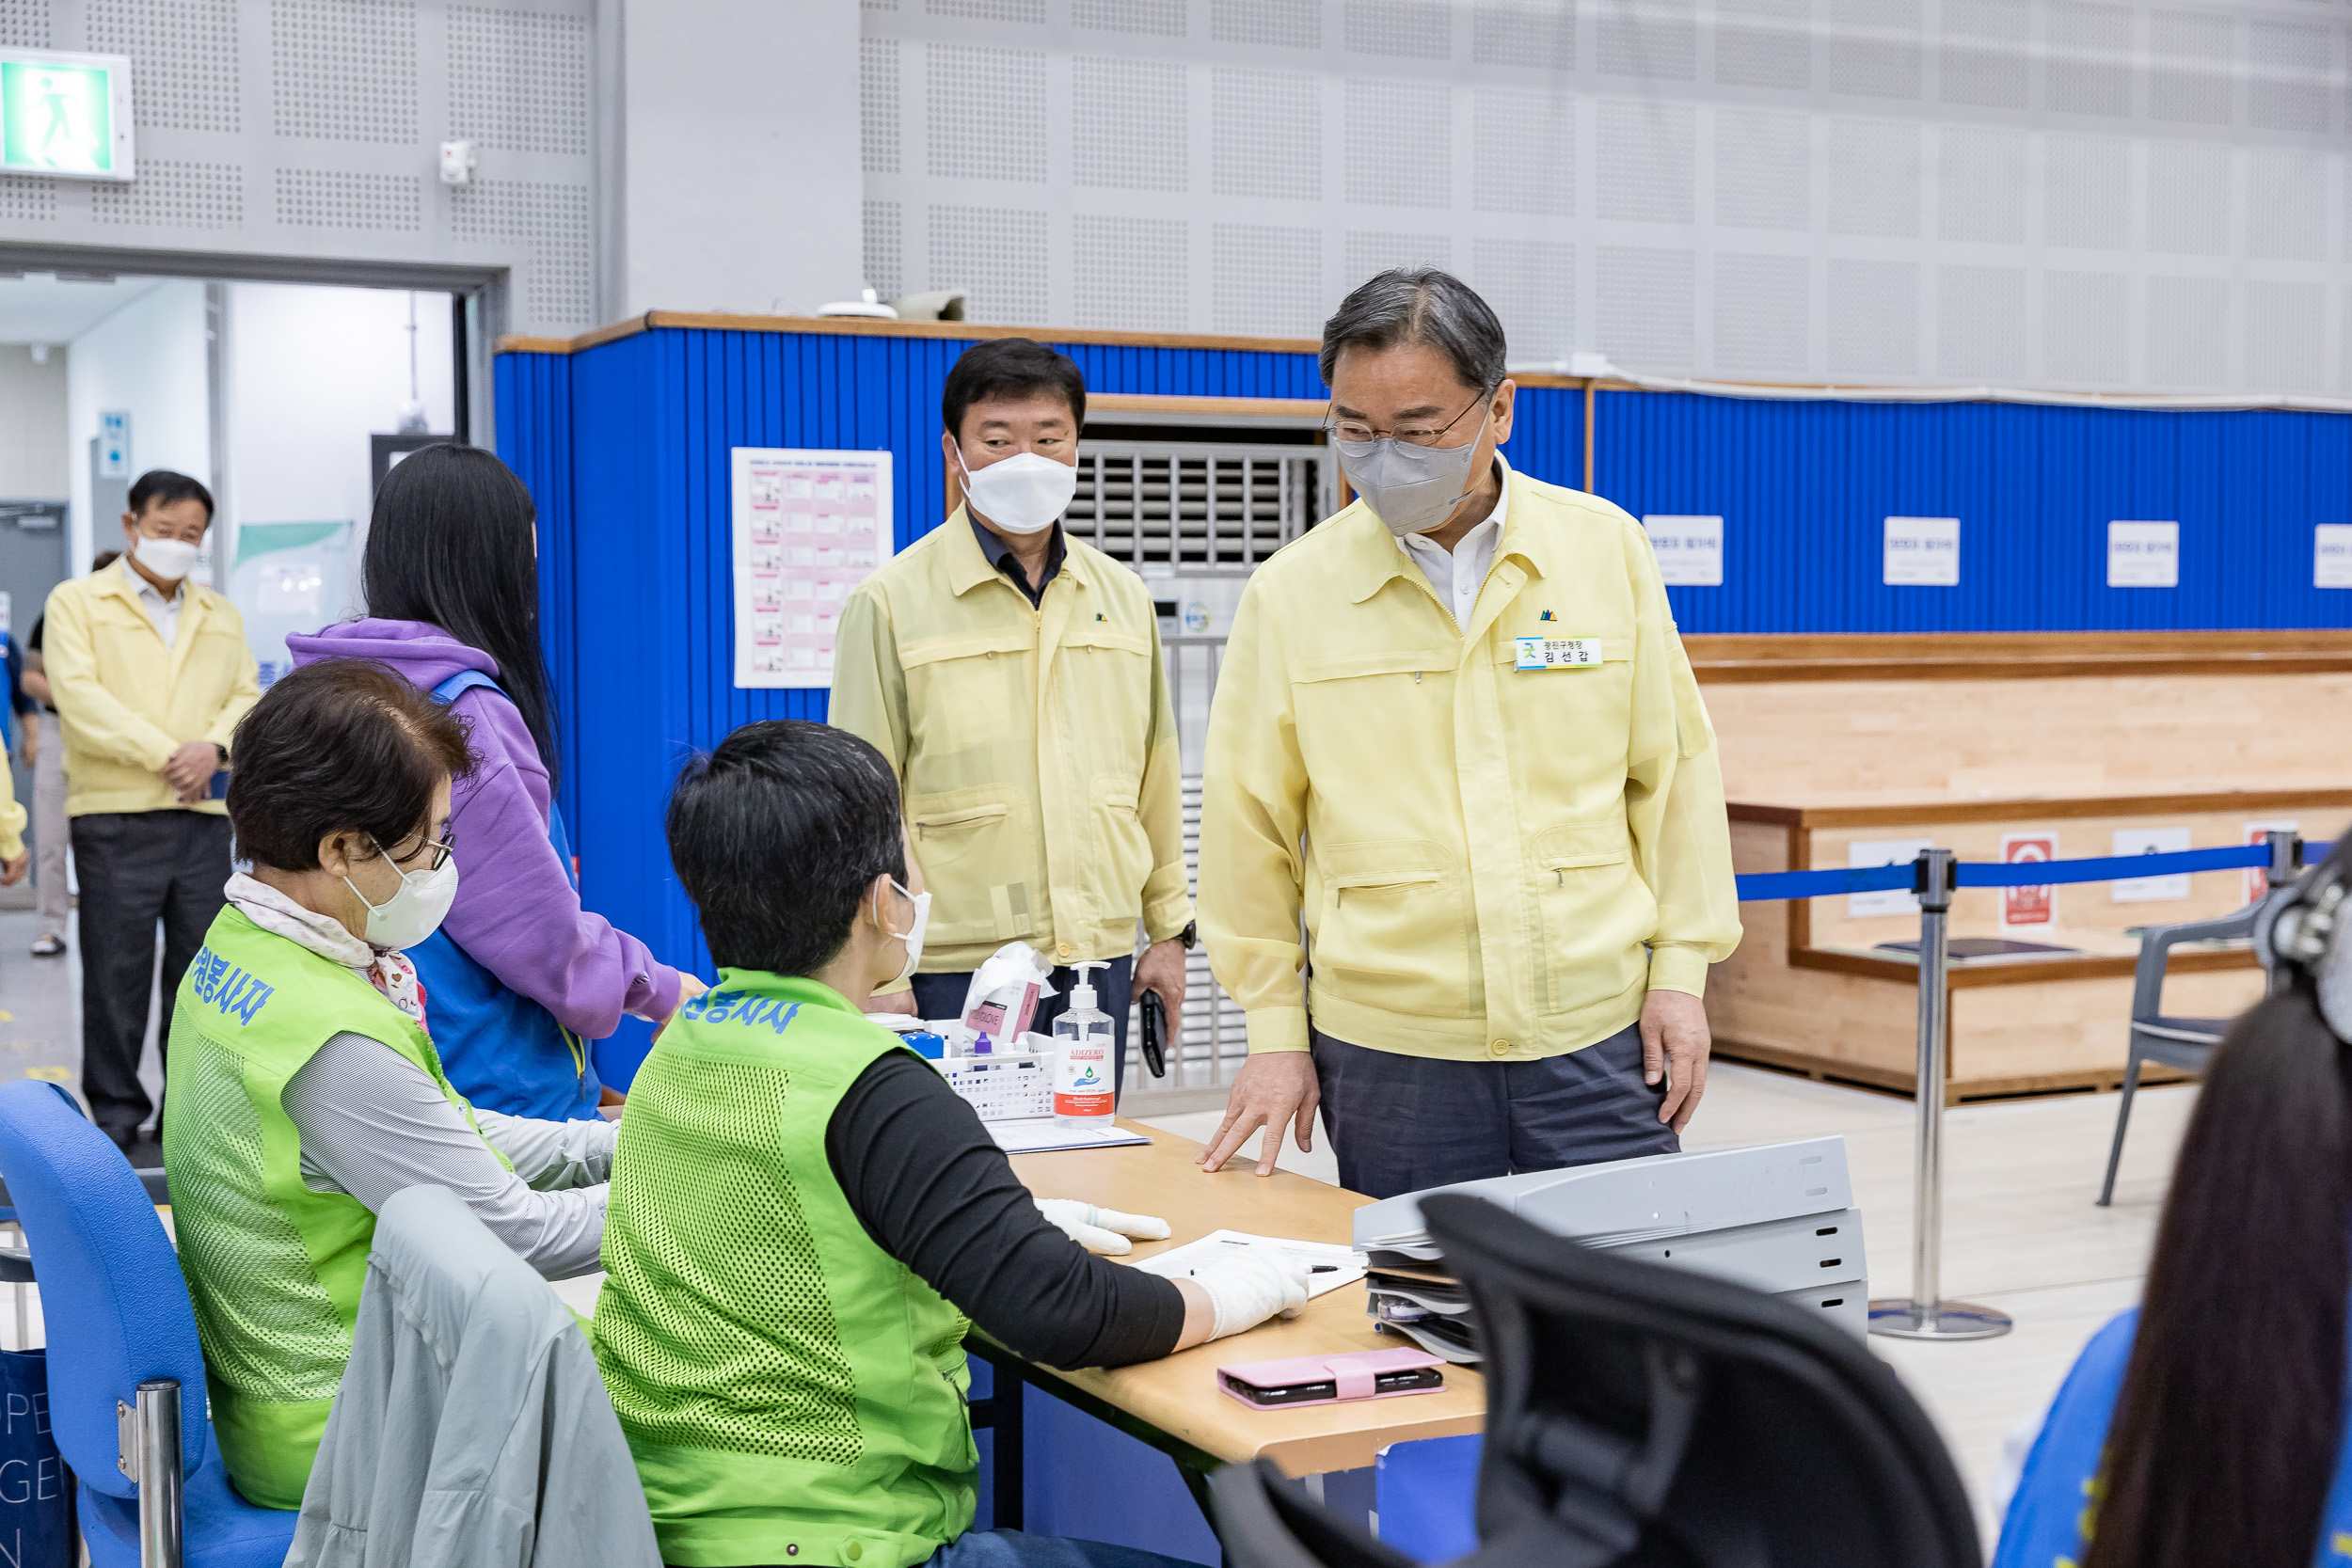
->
[[1178, 920, 1197, 951]]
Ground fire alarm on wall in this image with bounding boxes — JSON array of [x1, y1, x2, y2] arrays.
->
[[438, 140, 476, 185]]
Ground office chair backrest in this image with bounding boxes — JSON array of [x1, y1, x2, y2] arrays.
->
[[0, 1080, 209, 1498], [1424, 1193, 1979, 1568]]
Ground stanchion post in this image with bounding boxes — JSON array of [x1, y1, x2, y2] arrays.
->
[[119, 1377, 183, 1568], [1869, 848, 2012, 1342]]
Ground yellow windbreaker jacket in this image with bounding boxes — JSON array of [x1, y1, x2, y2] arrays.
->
[[44, 562, 260, 817], [1197, 470, 1740, 1062], [831, 510, 1195, 974]]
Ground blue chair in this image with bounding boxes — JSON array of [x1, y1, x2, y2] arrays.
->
[[1375, 1434, 1480, 1563], [0, 1079, 297, 1566]]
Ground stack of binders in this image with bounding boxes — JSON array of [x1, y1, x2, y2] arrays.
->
[[1364, 1263, 1478, 1362]]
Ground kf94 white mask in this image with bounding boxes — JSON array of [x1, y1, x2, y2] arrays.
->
[[343, 856, 460, 951], [958, 449, 1077, 536], [133, 533, 203, 581]]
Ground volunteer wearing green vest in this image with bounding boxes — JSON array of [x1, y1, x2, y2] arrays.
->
[[594, 719, 1311, 1568], [165, 659, 624, 1510]]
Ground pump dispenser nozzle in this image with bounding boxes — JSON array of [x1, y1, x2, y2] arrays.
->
[[1068, 959, 1108, 1010]]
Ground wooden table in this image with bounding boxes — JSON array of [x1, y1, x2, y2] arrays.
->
[[970, 1120, 1485, 1524]]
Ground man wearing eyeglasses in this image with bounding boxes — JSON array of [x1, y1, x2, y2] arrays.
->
[[1194, 269, 1740, 1200]]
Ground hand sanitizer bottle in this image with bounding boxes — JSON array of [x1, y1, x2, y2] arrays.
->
[[1052, 961, 1116, 1129]]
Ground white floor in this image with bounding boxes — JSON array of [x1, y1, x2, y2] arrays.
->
[[1141, 1061, 2196, 1542]]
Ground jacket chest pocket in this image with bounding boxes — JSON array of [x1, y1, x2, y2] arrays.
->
[[1054, 624, 1152, 776], [901, 626, 1034, 754], [1290, 649, 1459, 784]]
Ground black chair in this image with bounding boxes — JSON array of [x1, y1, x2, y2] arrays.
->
[[2095, 906, 2257, 1207], [1215, 1194, 1979, 1568]]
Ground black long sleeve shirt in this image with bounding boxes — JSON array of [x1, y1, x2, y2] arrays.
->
[[824, 1050, 1186, 1369]]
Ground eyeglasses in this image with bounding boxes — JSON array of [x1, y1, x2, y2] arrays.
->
[[1326, 389, 1491, 449], [384, 834, 455, 872]]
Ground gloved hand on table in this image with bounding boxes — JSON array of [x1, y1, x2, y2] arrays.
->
[[1035, 1197, 1172, 1256], [1184, 1252, 1311, 1340]]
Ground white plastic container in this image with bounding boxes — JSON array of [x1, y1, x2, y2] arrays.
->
[[1052, 961, 1117, 1128]]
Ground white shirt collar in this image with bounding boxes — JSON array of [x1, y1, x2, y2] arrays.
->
[[1396, 453, 1510, 631]]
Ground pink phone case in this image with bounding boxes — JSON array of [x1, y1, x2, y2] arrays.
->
[[1216, 1347, 1446, 1408]]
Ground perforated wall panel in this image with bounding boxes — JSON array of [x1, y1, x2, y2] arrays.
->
[[929, 203, 1050, 323], [861, 38, 900, 176], [0, 0, 598, 338], [863, 198, 903, 297], [273, 0, 417, 144], [860, 0, 2352, 394], [1073, 213, 1185, 330]]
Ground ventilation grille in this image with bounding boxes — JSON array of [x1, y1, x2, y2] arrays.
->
[[91, 158, 242, 228], [927, 45, 1046, 182], [1210, 222, 1322, 337], [87, 0, 240, 133], [449, 6, 590, 156], [1213, 70, 1320, 201], [1073, 56, 1185, 192], [1073, 0, 1184, 36], [1073, 214, 1186, 332], [275, 168, 421, 230], [861, 38, 899, 176], [1211, 0, 1317, 50], [1069, 440, 1332, 575], [864, 199, 902, 298], [929, 204, 1049, 324], [451, 179, 592, 333], [271, 0, 416, 143]]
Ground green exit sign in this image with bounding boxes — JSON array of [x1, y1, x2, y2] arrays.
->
[[0, 51, 132, 181]]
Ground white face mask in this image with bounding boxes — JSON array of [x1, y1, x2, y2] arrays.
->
[[958, 448, 1077, 536], [132, 532, 202, 582], [342, 852, 460, 951], [878, 879, 931, 989]]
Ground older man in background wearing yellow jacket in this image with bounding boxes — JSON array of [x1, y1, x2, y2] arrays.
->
[[832, 339, 1193, 1096], [1196, 271, 1740, 1200], [45, 469, 259, 1154]]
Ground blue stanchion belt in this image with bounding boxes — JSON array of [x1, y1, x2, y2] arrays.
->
[[1732, 840, 2336, 904]]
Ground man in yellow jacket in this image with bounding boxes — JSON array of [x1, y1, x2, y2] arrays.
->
[[832, 339, 1192, 1094], [44, 469, 260, 1152], [1197, 271, 1740, 1199]]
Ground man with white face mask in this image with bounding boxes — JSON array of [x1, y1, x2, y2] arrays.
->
[[42, 468, 260, 1155], [1194, 270, 1740, 1200], [833, 340, 1193, 1098]]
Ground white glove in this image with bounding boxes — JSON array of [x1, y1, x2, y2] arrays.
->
[[1035, 1198, 1172, 1256], [1186, 1251, 1312, 1340]]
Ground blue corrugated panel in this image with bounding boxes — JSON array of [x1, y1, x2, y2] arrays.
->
[[499, 326, 1333, 1040], [1504, 385, 1585, 494], [1595, 391, 2352, 633]]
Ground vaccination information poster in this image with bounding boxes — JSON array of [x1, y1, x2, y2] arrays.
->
[[730, 448, 894, 689]]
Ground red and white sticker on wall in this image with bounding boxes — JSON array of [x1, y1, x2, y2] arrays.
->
[[2000, 832, 2058, 930], [2246, 820, 2299, 907]]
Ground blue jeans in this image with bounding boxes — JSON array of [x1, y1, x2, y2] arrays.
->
[[911, 955, 1136, 1100], [1312, 1022, 1677, 1199], [675, 1528, 1203, 1568]]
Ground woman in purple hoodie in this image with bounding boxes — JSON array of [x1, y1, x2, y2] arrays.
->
[[290, 445, 698, 1119]]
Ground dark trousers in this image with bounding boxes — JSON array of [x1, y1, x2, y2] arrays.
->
[[71, 810, 232, 1142], [1311, 1022, 1676, 1200], [913, 955, 1136, 1101]]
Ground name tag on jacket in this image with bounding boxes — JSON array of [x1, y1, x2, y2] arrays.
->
[[1514, 637, 1602, 671]]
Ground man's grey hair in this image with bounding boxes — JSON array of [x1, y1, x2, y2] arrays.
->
[[1319, 269, 1508, 393]]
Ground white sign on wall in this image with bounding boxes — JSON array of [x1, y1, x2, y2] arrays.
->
[[1848, 837, 1934, 918], [1883, 516, 1960, 586], [2317, 526, 2352, 588], [2106, 520, 2179, 588], [97, 408, 128, 478], [2111, 827, 2193, 903], [731, 448, 895, 689], [1641, 515, 1724, 586]]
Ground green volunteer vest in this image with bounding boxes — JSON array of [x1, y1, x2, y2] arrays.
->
[[161, 905, 509, 1511], [593, 972, 976, 1568]]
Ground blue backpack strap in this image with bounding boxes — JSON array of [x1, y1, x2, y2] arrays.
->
[[427, 669, 508, 706]]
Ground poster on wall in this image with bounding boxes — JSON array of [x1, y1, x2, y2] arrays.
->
[[1883, 517, 1960, 586], [230, 521, 350, 689], [2317, 526, 2352, 588], [2111, 827, 2193, 903], [1847, 837, 1933, 918], [2106, 520, 2179, 588], [1998, 832, 2057, 929], [1641, 515, 1724, 586], [731, 448, 894, 689]]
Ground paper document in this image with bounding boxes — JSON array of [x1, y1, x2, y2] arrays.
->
[[1133, 1229, 1367, 1298], [986, 1118, 1151, 1155]]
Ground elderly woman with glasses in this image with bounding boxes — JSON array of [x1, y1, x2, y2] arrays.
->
[[162, 657, 619, 1513]]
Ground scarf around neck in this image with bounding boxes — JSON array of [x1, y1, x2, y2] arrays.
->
[[225, 872, 429, 1031]]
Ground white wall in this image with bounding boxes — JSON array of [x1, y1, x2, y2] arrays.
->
[[0, 348, 71, 503], [66, 281, 211, 579], [602, 0, 864, 318], [222, 283, 455, 612]]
